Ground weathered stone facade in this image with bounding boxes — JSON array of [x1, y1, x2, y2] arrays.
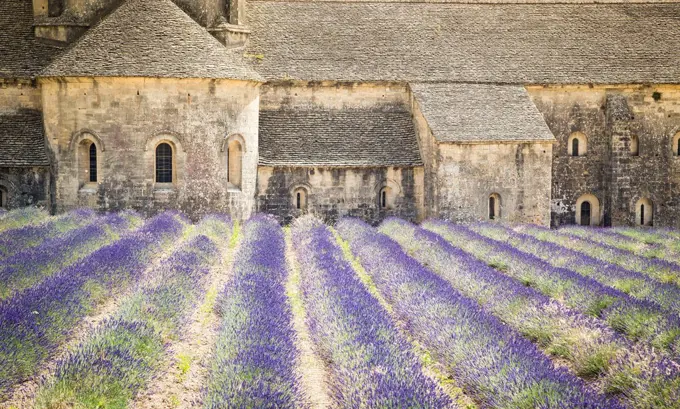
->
[[529, 86, 680, 229], [2, 0, 679, 227], [42, 77, 260, 219], [257, 166, 423, 225]]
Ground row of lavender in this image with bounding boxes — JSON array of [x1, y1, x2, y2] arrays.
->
[[34, 216, 230, 407], [516, 224, 680, 287], [291, 216, 451, 407], [0, 212, 186, 398], [424, 221, 680, 356], [381, 219, 680, 408], [203, 215, 301, 408], [0, 210, 143, 300], [336, 218, 619, 408]]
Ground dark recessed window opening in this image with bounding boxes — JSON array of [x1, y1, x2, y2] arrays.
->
[[580, 201, 591, 226], [571, 138, 579, 157], [89, 143, 97, 183], [489, 196, 496, 220], [156, 143, 173, 183]]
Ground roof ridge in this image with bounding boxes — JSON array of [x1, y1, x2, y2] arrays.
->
[[42, 0, 262, 81]]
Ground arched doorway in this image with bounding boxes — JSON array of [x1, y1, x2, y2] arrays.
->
[[575, 194, 600, 226]]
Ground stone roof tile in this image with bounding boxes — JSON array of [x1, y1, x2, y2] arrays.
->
[[0, 0, 61, 79], [411, 83, 555, 143], [247, 2, 680, 84], [43, 0, 262, 81], [259, 106, 423, 167], [0, 110, 50, 167]]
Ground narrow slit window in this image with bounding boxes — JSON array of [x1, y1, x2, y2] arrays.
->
[[571, 138, 579, 157], [489, 193, 501, 220], [640, 205, 645, 226], [156, 143, 173, 183], [381, 189, 387, 209], [293, 188, 307, 210], [580, 201, 591, 226], [0, 189, 4, 208], [89, 143, 97, 183]]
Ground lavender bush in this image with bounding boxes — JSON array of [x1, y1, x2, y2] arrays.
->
[[424, 220, 680, 355], [611, 227, 680, 252], [34, 225, 224, 408], [337, 217, 619, 409], [471, 223, 680, 317], [382, 219, 680, 408], [0, 211, 142, 300], [0, 207, 48, 233], [203, 214, 301, 409], [0, 208, 97, 260], [0, 212, 186, 398], [517, 224, 680, 287], [291, 216, 452, 408]]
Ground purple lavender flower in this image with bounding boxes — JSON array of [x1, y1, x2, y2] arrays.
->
[[292, 216, 452, 407], [0, 212, 185, 397], [203, 214, 302, 409], [34, 224, 224, 407], [424, 220, 680, 356], [517, 224, 680, 288], [336, 217, 621, 409]]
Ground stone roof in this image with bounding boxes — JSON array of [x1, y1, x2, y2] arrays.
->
[[246, 1, 680, 84], [259, 106, 423, 167], [0, 0, 61, 79], [43, 0, 262, 81], [0, 110, 50, 167], [411, 83, 555, 143]]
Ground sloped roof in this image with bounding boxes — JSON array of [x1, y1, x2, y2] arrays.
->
[[0, 0, 61, 79], [43, 0, 262, 81], [0, 110, 50, 167], [259, 106, 422, 167], [411, 83, 555, 143], [246, 1, 680, 84]]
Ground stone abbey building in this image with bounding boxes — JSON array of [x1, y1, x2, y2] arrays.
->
[[1, 0, 679, 227]]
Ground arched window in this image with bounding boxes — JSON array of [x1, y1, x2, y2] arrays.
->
[[568, 132, 587, 157], [78, 140, 98, 188], [489, 193, 501, 220], [0, 186, 6, 208], [227, 139, 243, 189], [156, 143, 173, 183], [673, 132, 680, 157], [379, 187, 392, 209], [89, 143, 97, 183], [630, 135, 639, 156], [636, 198, 654, 226], [575, 194, 600, 226], [580, 201, 591, 226], [293, 187, 308, 211]]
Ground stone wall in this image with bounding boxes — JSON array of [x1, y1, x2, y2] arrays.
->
[[528, 85, 680, 228], [0, 167, 50, 209], [41, 77, 260, 220], [0, 81, 42, 112], [435, 142, 554, 226], [257, 166, 424, 225]]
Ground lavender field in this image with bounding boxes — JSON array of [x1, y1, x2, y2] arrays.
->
[[1, 209, 679, 409]]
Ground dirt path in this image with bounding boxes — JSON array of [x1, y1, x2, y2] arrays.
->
[[1, 228, 192, 409], [132, 225, 240, 409], [331, 228, 476, 409], [284, 229, 334, 409]]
